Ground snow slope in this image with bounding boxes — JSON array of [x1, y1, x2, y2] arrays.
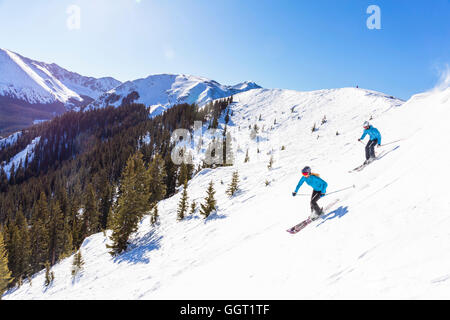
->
[[5, 84, 450, 300], [0, 131, 22, 150], [1, 136, 40, 178], [87, 74, 261, 116]]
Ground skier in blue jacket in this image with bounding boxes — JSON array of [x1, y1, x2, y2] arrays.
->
[[292, 166, 328, 220], [358, 121, 381, 164]]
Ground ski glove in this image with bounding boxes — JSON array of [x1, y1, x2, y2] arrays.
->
[[292, 192, 297, 197]]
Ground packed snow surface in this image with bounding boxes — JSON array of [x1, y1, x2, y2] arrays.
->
[[5, 84, 450, 300]]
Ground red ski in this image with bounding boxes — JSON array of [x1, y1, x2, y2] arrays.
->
[[286, 198, 340, 234], [287, 218, 312, 234]]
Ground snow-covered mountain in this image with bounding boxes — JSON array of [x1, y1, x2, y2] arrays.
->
[[87, 74, 261, 116], [9, 83, 450, 299], [0, 48, 122, 135], [0, 48, 121, 106], [0, 49, 259, 134]]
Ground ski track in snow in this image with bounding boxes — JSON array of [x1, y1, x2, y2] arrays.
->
[[4, 85, 450, 300]]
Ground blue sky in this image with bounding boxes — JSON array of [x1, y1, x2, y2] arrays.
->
[[0, 0, 449, 100]]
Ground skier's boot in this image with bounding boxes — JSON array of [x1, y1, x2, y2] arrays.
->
[[310, 207, 324, 221]]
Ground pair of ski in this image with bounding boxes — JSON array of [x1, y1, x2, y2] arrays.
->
[[349, 149, 388, 173], [287, 198, 340, 234]]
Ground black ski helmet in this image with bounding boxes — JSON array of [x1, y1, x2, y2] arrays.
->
[[302, 166, 311, 175]]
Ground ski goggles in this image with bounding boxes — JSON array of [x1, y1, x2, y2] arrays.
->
[[302, 172, 310, 176]]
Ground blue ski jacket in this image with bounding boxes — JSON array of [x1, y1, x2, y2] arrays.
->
[[294, 174, 328, 194], [360, 126, 381, 145]]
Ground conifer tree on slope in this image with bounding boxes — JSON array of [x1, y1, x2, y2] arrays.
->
[[200, 181, 217, 219], [189, 201, 197, 215], [177, 180, 189, 221], [44, 261, 54, 287], [49, 200, 65, 266], [178, 162, 188, 188], [82, 183, 100, 237], [0, 229, 13, 298], [226, 171, 240, 197], [30, 192, 50, 273], [148, 154, 167, 205], [150, 203, 159, 226], [6, 208, 31, 283], [71, 250, 84, 280], [108, 152, 151, 256]]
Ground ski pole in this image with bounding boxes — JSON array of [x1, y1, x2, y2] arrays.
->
[[294, 185, 356, 197], [379, 139, 404, 147], [323, 184, 355, 197]]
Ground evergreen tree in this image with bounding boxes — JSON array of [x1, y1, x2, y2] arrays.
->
[[210, 117, 219, 129], [189, 201, 197, 215], [30, 193, 50, 273], [107, 152, 151, 256], [200, 181, 217, 219], [69, 200, 83, 250], [48, 200, 65, 266], [226, 171, 240, 197], [82, 183, 100, 237], [244, 149, 250, 163], [163, 153, 177, 197], [267, 155, 274, 170], [0, 229, 13, 298], [177, 180, 189, 221], [61, 218, 74, 260], [99, 178, 113, 230], [8, 163, 15, 185], [150, 203, 159, 226], [71, 250, 84, 280], [11, 209, 31, 281], [0, 168, 7, 193], [44, 261, 54, 287], [177, 162, 188, 187], [224, 109, 230, 124], [149, 154, 167, 204]]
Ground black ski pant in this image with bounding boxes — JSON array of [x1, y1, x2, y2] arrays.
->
[[311, 190, 323, 214], [365, 139, 378, 160]]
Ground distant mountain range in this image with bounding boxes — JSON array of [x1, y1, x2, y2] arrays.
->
[[0, 48, 260, 135], [86, 74, 260, 117]]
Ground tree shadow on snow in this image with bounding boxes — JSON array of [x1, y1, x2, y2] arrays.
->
[[316, 206, 349, 227], [114, 229, 163, 265], [184, 214, 201, 221], [203, 211, 227, 224]]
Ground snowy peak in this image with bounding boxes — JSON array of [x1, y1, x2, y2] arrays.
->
[[87, 73, 262, 115], [34, 62, 122, 100], [0, 48, 77, 104], [0, 48, 121, 105]]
